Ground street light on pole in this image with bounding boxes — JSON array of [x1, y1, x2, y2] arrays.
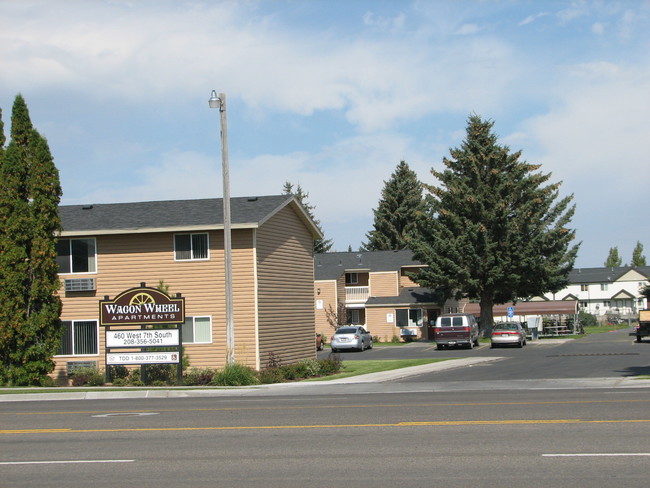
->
[[209, 90, 235, 365]]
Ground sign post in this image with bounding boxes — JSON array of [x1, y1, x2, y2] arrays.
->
[[100, 284, 185, 384]]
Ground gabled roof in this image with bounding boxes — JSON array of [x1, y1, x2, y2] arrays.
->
[[569, 266, 650, 284], [314, 250, 422, 281], [59, 195, 322, 238]]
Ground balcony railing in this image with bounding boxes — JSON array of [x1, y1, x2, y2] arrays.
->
[[345, 286, 369, 303]]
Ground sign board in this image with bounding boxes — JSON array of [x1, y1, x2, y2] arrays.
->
[[507, 306, 515, 318], [106, 329, 180, 348], [100, 286, 185, 326], [106, 352, 180, 365]]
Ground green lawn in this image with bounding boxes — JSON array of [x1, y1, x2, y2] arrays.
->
[[307, 358, 449, 381]]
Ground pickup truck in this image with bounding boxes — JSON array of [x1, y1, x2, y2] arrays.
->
[[633, 310, 650, 342]]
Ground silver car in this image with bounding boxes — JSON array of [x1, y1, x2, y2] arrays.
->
[[330, 326, 373, 352], [491, 322, 527, 348]]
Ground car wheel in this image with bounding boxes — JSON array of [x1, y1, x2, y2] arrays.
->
[[518, 339, 523, 348], [474, 337, 480, 347], [368, 341, 373, 349], [490, 343, 496, 349], [468, 340, 474, 349], [359, 342, 365, 352], [331, 347, 337, 353]]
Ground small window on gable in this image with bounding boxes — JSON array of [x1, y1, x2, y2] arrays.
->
[[175, 233, 209, 261]]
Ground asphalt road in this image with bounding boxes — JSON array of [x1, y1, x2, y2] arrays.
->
[[2, 328, 649, 488]]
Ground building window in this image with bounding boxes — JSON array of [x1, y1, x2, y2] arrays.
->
[[56, 238, 96, 274], [345, 273, 358, 285], [182, 316, 212, 344], [600, 283, 609, 291], [580, 284, 588, 291], [603, 301, 610, 308], [175, 233, 209, 261], [57, 320, 98, 356], [396, 309, 423, 327], [579, 301, 588, 310]]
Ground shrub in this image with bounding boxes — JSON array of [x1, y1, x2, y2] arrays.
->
[[265, 352, 283, 369], [210, 363, 260, 386], [391, 335, 401, 343], [258, 368, 284, 384], [297, 359, 321, 377], [144, 364, 177, 385], [183, 368, 216, 386], [109, 365, 130, 380], [578, 311, 598, 328], [318, 353, 342, 375], [39, 375, 56, 387], [70, 367, 104, 387]]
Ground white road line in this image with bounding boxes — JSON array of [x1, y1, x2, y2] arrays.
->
[[543, 453, 650, 457], [0, 460, 134, 465]]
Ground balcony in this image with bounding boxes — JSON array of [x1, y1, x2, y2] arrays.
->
[[345, 286, 369, 303]]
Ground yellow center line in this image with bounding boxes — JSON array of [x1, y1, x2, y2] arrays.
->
[[2, 418, 650, 435]]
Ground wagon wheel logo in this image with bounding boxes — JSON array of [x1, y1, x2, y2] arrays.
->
[[129, 292, 155, 306]]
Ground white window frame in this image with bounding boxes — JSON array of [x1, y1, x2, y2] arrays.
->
[[182, 316, 212, 344], [600, 283, 609, 291], [174, 233, 210, 261], [56, 238, 97, 274], [56, 320, 99, 357]]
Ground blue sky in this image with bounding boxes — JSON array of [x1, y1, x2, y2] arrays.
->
[[1, 0, 649, 267]]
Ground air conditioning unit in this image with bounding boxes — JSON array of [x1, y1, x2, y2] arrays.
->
[[64, 278, 96, 292]]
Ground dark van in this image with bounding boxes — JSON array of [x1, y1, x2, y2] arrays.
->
[[434, 313, 480, 350]]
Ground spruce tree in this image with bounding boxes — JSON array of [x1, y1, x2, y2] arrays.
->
[[364, 160, 423, 251], [409, 115, 579, 333], [631, 241, 646, 267], [283, 181, 334, 253], [0, 95, 63, 385], [604, 247, 623, 267]]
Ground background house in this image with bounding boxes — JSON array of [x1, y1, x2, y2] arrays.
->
[[539, 266, 650, 320], [54, 195, 321, 382]]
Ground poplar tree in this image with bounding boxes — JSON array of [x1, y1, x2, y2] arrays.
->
[[0, 95, 63, 385], [283, 181, 333, 253], [604, 247, 623, 267], [363, 160, 423, 251], [631, 241, 646, 267], [409, 115, 579, 333]]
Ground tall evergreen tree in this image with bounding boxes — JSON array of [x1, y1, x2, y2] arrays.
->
[[0, 95, 63, 385], [409, 115, 579, 332], [283, 181, 334, 253], [363, 160, 423, 251], [604, 247, 623, 267], [631, 241, 646, 267]]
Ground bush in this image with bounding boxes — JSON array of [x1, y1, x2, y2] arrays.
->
[[109, 365, 130, 380], [210, 363, 260, 386], [578, 311, 598, 328], [258, 368, 285, 384], [183, 368, 216, 386], [297, 359, 321, 377], [39, 375, 56, 387], [144, 364, 177, 385], [319, 353, 342, 375], [70, 367, 104, 386]]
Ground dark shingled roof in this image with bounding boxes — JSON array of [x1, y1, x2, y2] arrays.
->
[[568, 266, 650, 283], [59, 195, 319, 235], [314, 249, 421, 281]]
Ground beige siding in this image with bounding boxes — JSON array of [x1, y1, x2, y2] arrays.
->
[[256, 205, 316, 368], [369, 271, 399, 297], [400, 267, 425, 288], [315, 280, 337, 338], [56, 228, 259, 378], [366, 308, 400, 342]]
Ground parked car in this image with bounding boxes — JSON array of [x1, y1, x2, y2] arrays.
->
[[330, 326, 373, 352], [316, 333, 324, 351], [491, 322, 527, 348], [434, 313, 480, 350]]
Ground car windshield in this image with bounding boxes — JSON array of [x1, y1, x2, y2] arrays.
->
[[495, 323, 518, 331], [336, 327, 357, 334]]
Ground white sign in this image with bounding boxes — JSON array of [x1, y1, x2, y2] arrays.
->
[[106, 329, 179, 348], [106, 352, 180, 365]]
